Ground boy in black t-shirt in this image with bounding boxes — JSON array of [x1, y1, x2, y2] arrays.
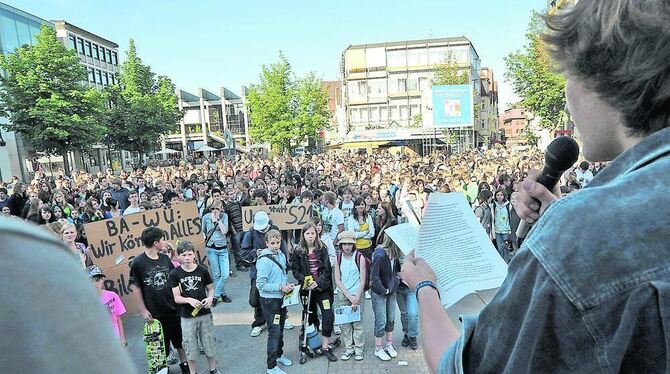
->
[[169, 240, 220, 374], [130, 227, 189, 373]]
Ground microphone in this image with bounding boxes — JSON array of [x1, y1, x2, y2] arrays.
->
[[515, 136, 579, 240]]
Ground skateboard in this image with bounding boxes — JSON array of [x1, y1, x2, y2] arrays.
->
[[143, 320, 167, 374]]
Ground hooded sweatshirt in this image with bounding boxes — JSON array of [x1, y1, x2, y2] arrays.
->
[[255, 248, 288, 299]]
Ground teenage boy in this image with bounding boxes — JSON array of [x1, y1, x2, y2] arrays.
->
[[339, 188, 354, 220], [130, 227, 189, 373], [123, 190, 141, 216], [169, 241, 220, 374], [256, 229, 294, 374]]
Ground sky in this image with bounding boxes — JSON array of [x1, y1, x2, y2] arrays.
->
[[9, 0, 547, 110]]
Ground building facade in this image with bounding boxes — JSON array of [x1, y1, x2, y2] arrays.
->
[[499, 108, 527, 140], [54, 20, 119, 89], [341, 37, 482, 152], [160, 86, 249, 156], [478, 67, 499, 142]]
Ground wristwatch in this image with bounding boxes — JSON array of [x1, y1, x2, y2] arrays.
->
[[415, 280, 440, 301]]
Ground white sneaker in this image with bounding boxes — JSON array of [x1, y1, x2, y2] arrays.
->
[[277, 355, 293, 366], [251, 325, 265, 337], [334, 288, 340, 295], [166, 349, 178, 365], [341, 348, 354, 361], [375, 348, 391, 361], [284, 320, 295, 330], [385, 344, 398, 358], [266, 366, 286, 374], [333, 325, 341, 335], [365, 290, 371, 300]]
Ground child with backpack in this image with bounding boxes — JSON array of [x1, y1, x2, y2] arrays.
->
[[333, 231, 369, 361], [256, 229, 295, 374], [370, 236, 402, 361]]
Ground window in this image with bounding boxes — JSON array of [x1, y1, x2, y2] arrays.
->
[[397, 78, 407, 93], [390, 105, 400, 120], [410, 104, 420, 116], [350, 108, 360, 122], [357, 81, 367, 96], [103, 72, 109, 85], [360, 108, 368, 122], [100, 47, 106, 62], [419, 77, 429, 91], [96, 70, 102, 84], [112, 52, 118, 65], [88, 68, 94, 82], [92, 44, 99, 60], [110, 74, 115, 85], [387, 50, 406, 67], [68, 35, 76, 50], [77, 37, 84, 54], [407, 78, 418, 92], [399, 105, 408, 120], [370, 106, 380, 122], [85, 41, 92, 57], [367, 79, 387, 97], [106, 49, 112, 64], [380, 106, 388, 121]]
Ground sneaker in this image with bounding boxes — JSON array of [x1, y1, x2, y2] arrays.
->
[[323, 348, 338, 362], [334, 288, 340, 295], [334, 325, 341, 335], [221, 295, 232, 303], [340, 348, 354, 361], [277, 355, 293, 366], [283, 320, 295, 330], [375, 348, 391, 361], [212, 296, 222, 307], [365, 290, 371, 300], [401, 334, 410, 347], [385, 344, 398, 358], [266, 366, 286, 374], [409, 337, 418, 350], [354, 350, 364, 361], [251, 325, 265, 337], [167, 349, 179, 365]]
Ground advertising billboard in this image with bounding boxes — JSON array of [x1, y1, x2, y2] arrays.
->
[[432, 84, 473, 128]]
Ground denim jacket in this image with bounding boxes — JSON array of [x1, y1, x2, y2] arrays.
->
[[440, 127, 670, 374]]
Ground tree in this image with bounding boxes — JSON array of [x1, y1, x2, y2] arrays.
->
[[505, 12, 566, 130], [106, 39, 181, 161], [247, 52, 330, 153], [0, 25, 107, 175], [432, 58, 469, 86]]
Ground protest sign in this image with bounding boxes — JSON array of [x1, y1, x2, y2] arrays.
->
[[84, 202, 208, 315], [242, 203, 312, 231]]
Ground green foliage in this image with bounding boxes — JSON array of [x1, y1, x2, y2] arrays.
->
[[106, 39, 181, 156], [411, 114, 423, 128], [432, 58, 469, 86], [247, 52, 330, 153], [504, 12, 566, 130], [523, 128, 539, 146], [0, 25, 107, 159]]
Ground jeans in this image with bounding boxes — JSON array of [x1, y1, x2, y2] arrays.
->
[[371, 291, 396, 338], [495, 233, 511, 259], [231, 231, 245, 268], [207, 247, 229, 297], [396, 286, 419, 338], [260, 297, 286, 369]]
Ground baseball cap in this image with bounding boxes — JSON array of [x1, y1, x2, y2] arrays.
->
[[253, 211, 270, 231], [337, 231, 356, 245], [87, 265, 105, 278]]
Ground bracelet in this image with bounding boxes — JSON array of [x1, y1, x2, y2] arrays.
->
[[415, 280, 440, 301]]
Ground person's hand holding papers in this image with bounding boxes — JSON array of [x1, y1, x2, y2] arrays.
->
[[400, 250, 436, 291]]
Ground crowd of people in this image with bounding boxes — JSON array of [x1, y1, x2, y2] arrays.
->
[[0, 145, 603, 373]]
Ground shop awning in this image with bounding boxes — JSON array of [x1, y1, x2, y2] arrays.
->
[[341, 141, 390, 149]]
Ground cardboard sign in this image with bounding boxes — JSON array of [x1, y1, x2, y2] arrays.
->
[[242, 203, 312, 231], [84, 202, 208, 316]]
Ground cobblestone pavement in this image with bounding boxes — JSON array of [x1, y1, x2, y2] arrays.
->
[[124, 268, 429, 373]]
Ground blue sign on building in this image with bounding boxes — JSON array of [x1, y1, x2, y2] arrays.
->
[[432, 84, 473, 128]]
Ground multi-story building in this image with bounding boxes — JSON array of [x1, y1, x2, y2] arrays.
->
[[322, 80, 343, 142], [341, 37, 482, 152], [159, 86, 249, 156], [478, 67, 499, 144], [499, 108, 527, 140], [0, 2, 122, 180], [54, 20, 119, 89]]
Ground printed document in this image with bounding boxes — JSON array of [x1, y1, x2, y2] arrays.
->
[[416, 193, 507, 308]]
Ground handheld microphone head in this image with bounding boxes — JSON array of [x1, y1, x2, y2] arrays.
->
[[545, 136, 580, 173]]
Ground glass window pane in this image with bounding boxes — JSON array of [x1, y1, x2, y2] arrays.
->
[[89, 68, 95, 83], [85, 41, 91, 57], [103, 72, 109, 85], [96, 69, 102, 83], [110, 74, 115, 85], [0, 10, 18, 53], [77, 38, 84, 54], [69, 35, 76, 50], [106, 49, 112, 63], [92, 44, 99, 59], [100, 47, 106, 62], [14, 15, 31, 47], [28, 21, 41, 45], [112, 52, 118, 65]]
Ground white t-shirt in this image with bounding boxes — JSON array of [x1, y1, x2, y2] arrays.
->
[[123, 206, 141, 216], [340, 200, 354, 220], [322, 206, 344, 241], [575, 168, 594, 187]]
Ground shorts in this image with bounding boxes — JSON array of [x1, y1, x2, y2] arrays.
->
[[156, 314, 183, 355], [181, 314, 217, 361]]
